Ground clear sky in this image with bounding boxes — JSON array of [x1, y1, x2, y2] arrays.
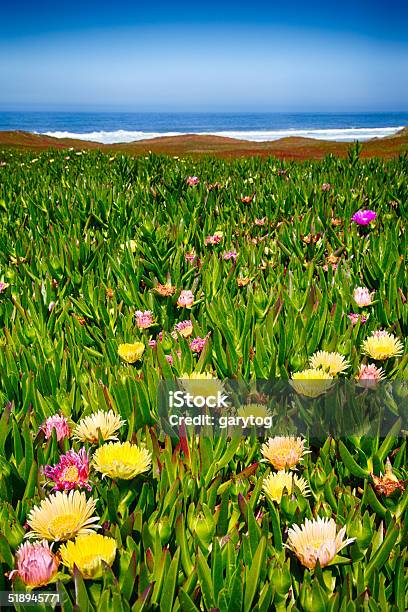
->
[[1, 0, 407, 111]]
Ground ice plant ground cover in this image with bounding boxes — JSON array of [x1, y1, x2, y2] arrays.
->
[[0, 146, 407, 610]]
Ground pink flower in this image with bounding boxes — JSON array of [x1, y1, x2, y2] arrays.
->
[[348, 313, 368, 326], [352, 210, 377, 225], [149, 339, 157, 348], [43, 447, 91, 491], [42, 414, 70, 442], [9, 541, 59, 587], [353, 287, 375, 307], [173, 320, 193, 338], [177, 290, 194, 309], [165, 355, 174, 365], [190, 335, 209, 353], [186, 176, 199, 186], [372, 329, 388, 338], [357, 363, 385, 384], [185, 251, 196, 264], [223, 250, 238, 262], [0, 281, 10, 293], [321, 183, 331, 192], [135, 310, 154, 329], [254, 217, 266, 226], [205, 234, 223, 246], [322, 263, 338, 272]]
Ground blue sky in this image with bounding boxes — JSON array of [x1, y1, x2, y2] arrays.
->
[[1, 1, 407, 111]]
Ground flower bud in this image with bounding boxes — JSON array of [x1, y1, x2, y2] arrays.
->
[[9, 541, 59, 587], [189, 505, 215, 550]]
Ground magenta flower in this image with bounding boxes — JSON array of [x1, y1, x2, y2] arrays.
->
[[149, 339, 157, 348], [9, 541, 59, 587], [348, 313, 368, 326], [165, 354, 174, 365], [43, 447, 91, 491], [135, 310, 154, 329], [186, 176, 199, 186], [352, 209, 377, 225], [190, 335, 209, 353], [42, 414, 70, 442], [223, 250, 238, 262]]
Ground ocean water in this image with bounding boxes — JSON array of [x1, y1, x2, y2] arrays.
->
[[0, 111, 407, 144]]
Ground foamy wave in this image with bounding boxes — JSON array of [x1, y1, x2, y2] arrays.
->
[[40, 129, 181, 144], [40, 126, 403, 144], [212, 126, 403, 142]]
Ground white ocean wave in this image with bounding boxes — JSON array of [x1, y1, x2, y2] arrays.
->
[[39, 126, 404, 144]]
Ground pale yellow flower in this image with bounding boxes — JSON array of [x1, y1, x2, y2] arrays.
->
[[309, 351, 349, 376], [118, 342, 145, 363], [93, 441, 152, 480], [26, 491, 100, 542], [60, 534, 117, 579], [263, 471, 310, 503], [120, 240, 137, 252], [285, 517, 355, 569], [290, 368, 333, 398], [237, 404, 271, 420], [261, 436, 309, 470], [362, 331, 404, 360], [73, 409, 126, 444], [179, 372, 225, 400]]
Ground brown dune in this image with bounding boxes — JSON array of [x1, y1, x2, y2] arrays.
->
[[0, 128, 407, 160]]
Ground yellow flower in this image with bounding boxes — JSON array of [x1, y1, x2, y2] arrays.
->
[[179, 372, 225, 400], [285, 517, 355, 569], [93, 441, 152, 480], [362, 331, 404, 360], [261, 436, 309, 470], [263, 471, 310, 503], [73, 410, 126, 444], [309, 351, 349, 376], [237, 403, 271, 419], [26, 491, 100, 542], [290, 368, 333, 398], [118, 342, 145, 363], [60, 534, 117, 579]]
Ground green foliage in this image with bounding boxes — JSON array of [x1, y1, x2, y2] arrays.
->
[[0, 148, 407, 610]]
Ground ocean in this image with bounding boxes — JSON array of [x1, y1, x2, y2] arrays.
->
[[0, 111, 407, 144]]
